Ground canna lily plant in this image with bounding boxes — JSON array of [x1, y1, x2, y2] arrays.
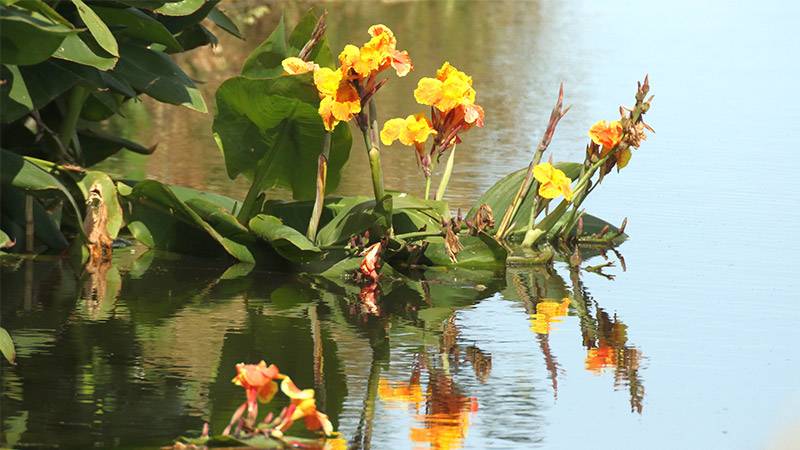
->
[[3, 8, 654, 290]]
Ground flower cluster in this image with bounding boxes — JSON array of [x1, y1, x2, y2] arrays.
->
[[282, 24, 411, 131], [223, 361, 333, 438], [381, 62, 484, 177]]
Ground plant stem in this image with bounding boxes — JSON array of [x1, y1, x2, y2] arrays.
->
[[306, 133, 331, 241], [365, 100, 386, 204], [58, 85, 89, 161], [495, 84, 568, 240], [435, 145, 456, 201]]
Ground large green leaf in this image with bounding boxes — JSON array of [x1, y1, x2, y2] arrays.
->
[[468, 162, 582, 236], [70, 0, 119, 57], [0, 149, 83, 232], [122, 180, 254, 262], [213, 75, 351, 200], [92, 6, 183, 53], [0, 7, 76, 65], [315, 197, 384, 248], [0, 327, 15, 365], [249, 214, 321, 262], [53, 33, 117, 70], [112, 43, 206, 112], [12, 0, 71, 27], [241, 11, 334, 78]]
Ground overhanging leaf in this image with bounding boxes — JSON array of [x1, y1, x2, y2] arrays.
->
[[77, 171, 123, 239], [0, 7, 76, 65], [0, 327, 15, 365], [207, 6, 241, 39], [53, 33, 118, 71], [70, 0, 119, 57], [92, 5, 183, 53], [154, 0, 205, 17]]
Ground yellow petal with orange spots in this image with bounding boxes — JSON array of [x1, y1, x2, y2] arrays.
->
[[281, 57, 316, 75], [313, 67, 342, 97]]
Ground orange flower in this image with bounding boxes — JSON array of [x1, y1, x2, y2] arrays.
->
[[339, 24, 412, 79], [359, 242, 382, 282], [232, 361, 282, 408], [317, 77, 362, 132], [277, 377, 334, 436], [378, 378, 424, 408], [585, 345, 618, 373], [589, 120, 623, 150]]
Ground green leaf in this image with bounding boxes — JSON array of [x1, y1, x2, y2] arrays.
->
[[423, 232, 508, 268], [113, 43, 206, 112], [241, 11, 333, 78], [0, 7, 76, 65], [0, 65, 34, 123], [468, 162, 582, 236], [154, 0, 205, 17], [78, 128, 154, 166], [240, 14, 287, 78], [0, 62, 85, 123], [249, 214, 321, 262], [53, 33, 118, 70], [175, 23, 217, 51], [207, 6, 241, 39], [315, 197, 385, 248], [0, 149, 84, 233], [0, 229, 12, 249], [14, 0, 71, 27], [92, 6, 183, 53], [122, 180, 254, 262], [77, 171, 123, 239], [70, 0, 119, 57], [213, 75, 351, 201], [0, 327, 15, 365]]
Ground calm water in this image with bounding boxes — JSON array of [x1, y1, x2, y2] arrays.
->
[[3, 0, 800, 449]]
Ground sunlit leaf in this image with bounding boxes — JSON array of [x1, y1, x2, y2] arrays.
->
[[0, 7, 76, 65], [92, 5, 183, 53], [249, 214, 321, 262], [70, 0, 119, 57], [0, 327, 15, 365]]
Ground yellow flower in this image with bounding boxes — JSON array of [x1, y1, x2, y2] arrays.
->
[[317, 76, 361, 132], [589, 120, 623, 150], [533, 162, 573, 201], [281, 57, 318, 75], [530, 298, 570, 335], [313, 67, 343, 97], [380, 114, 437, 146], [414, 62, 476, 113]]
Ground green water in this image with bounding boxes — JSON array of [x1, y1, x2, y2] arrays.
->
[[3, 0, 800, 449]]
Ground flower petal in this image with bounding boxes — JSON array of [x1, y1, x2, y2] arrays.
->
[[414, 77, 443, 107], [380, 118, 406, 146]]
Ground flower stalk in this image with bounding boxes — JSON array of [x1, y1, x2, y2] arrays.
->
[[306, 132, 332, 241], [435, 145, 456, 201]]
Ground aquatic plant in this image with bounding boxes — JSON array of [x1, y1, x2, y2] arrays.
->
[[1, 7, 653, 279]]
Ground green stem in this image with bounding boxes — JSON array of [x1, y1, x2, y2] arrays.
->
[[423, 156, 437, 200], [365, 100, 386, 204], [58, 86, 89, 160], [435, 145, 456, 201], [237, 133, 284, 224], [306, 133, 331, 241]]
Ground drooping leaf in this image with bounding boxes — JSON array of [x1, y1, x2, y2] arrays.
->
[[70, 0, 119, 57], [92, 6, 183, 53], [0, 7, 76, 65], [468, 162, 582, 236], [12, 0, 71, 26], [53, 33, 117, 70], [315, 197, 384, 248], [213, 75, 351, 200], [112, 43, 206, 112], [159, 0, 219, 33], [78, 128, 154, 166], [207, 6, 241, 39], [249, 214, 321, 262], [0, 149, 83, 232], [77, 171, 123, 239], [122, 180, 254, 262], [0, 327, 15, 365], [174, 23, 217, 51]]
